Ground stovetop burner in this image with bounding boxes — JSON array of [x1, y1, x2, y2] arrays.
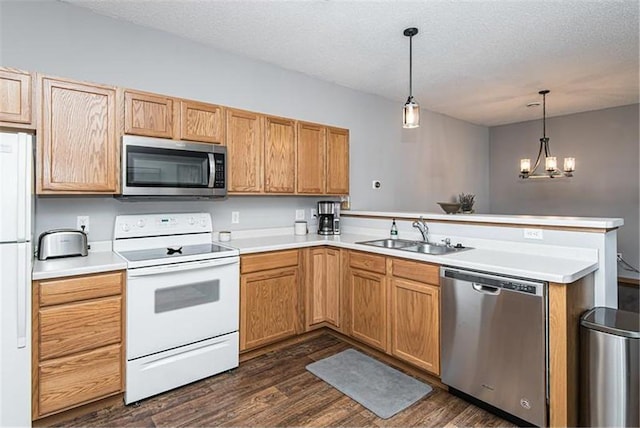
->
[[118, 243, 234, 263]]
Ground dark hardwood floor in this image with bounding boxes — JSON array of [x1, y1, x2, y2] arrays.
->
[[52, 334, 515, 427]]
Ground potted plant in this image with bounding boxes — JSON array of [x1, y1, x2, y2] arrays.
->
[[458, 193, 475, 213]]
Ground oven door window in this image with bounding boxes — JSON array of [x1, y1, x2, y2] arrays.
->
[[127, 145, 210, 187], [155, 280, 219, 313]]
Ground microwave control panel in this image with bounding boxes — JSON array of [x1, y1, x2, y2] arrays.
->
[[213, 153, 225, 189]]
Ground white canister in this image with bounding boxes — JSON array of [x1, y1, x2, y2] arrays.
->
[[219, 231, 231, 242], [294, 221, 308, 236]]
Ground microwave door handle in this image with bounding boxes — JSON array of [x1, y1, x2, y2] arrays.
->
[[208, 153, 215, 187]]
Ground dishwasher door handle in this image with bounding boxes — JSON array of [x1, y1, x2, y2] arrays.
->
[[472, 283, 501, 295]]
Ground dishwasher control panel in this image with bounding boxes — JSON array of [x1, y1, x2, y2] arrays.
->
[[500, 281, 538, 294]]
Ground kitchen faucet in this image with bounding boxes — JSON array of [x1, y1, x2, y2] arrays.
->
[[412, 216, 430, 243]]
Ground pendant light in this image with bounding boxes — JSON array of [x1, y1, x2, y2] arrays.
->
[[403, 27, 419, 128], [519, 90, 575, 179]]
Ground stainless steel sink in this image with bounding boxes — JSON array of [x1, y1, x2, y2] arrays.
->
[[403, 243, 454, 255], [357, 239, 471, 255], [356, 239, 416, 249]]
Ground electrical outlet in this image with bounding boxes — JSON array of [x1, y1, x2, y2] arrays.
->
[[310, 208, 317, 223], [295, 209, 305, 220], [231, 211, 240, 224], [523, 228, 543, 240], [76, 216, 90, 233], [617, 252, 623, 260]]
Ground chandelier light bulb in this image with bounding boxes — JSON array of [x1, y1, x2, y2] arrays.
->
[[520, 158, 531, 173], [563, 157, 575, 172], [545, 156, 557, 172]]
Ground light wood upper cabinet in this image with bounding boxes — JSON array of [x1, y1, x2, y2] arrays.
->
[[240, 250, 302, 351], [32, 271, 125, 419], [306, 247, 341, 329], [38, 76, 119, 194], [226, 108, 263, 193], [326, 127, 349, 194], [264, 115, 296, 193], [0, 67, 33, 128], [124, 90, 174, 139], [179, 100, 224, 144], [297, 122, 325, 194]]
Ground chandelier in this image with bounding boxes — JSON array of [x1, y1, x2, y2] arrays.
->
[[519, 90, 575, 179]]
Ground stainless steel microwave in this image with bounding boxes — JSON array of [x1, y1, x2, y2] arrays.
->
[[120, 136, 226, 199]]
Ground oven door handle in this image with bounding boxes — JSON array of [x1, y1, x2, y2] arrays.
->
[[128, 256, 239, 277]]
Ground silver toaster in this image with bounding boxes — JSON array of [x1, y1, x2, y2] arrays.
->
[[37, 229, 88, 260]]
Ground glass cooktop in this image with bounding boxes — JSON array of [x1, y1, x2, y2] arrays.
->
[[118, 243, 235, 262]]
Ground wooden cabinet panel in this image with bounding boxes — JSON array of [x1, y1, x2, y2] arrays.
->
[[240, 267, 300, 351], [349, 268, 387, 351], [0, 67, 32, 126], [391, 259, 439, 286], [306, 248, 340, 329], [326, 127, 349, 194], [179, 100, 224, 144], [296, 122, 325, 194], [39, 297, 121, 360], [241, 249, 299, 274], [39, 272, 123, 307], [349, 251, 387, 274], [390, 278, 440, 374], [38, 76, 118, 193], [124, 90, 174, 138], [264, 116, 295, 193], [38, 344, 122, 416], [226, 108, 263, 192]]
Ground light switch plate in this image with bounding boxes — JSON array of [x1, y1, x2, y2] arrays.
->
[[231, 211, 240, 224], [295, 209, 305, 220], [523, 228, 543, 240]]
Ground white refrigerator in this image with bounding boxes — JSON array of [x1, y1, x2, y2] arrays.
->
[[0, 132, 33, 427]]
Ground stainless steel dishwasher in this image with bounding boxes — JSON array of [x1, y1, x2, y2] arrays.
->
[[440, 267, 548, 427]]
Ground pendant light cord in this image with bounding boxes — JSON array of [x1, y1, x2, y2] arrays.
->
[[409, 34, 413, 98]]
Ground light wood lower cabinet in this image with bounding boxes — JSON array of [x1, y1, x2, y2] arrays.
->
[[32, 271, 125, 420], [347, 251, 388, 352], [240, 250, 302, 351], [306, 247, 341, 329]]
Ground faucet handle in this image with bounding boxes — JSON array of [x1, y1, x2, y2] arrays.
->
[[441, 238, 451, 247]]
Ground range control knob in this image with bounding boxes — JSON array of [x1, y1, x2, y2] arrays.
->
[[199, 218, 207, 227], [188, 217, 195, 225], [137, 219, 146, 228], [121, 223, 130, 232]]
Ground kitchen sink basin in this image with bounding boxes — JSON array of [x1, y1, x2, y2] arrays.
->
[[356, 239, 416, 249], [357, 239, 471, 255]]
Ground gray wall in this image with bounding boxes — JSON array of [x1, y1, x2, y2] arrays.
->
[[1, 0, 490, 240], [490, 104, 640, 273]]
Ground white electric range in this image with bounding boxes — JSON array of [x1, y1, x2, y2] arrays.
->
[[113, 213, 239, 404]]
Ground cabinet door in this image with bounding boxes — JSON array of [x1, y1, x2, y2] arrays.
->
[[349, 268, 387, 351], [240, 267, 300, 351], [38, 76, 118, 193], [326, 127, 349, 194], [390, 278, 440, 374], [296, 122, 325, 194], [226, 108, 263, 193], [124, 90, 174, 138], [0, 68, 32, 127], [179, 100, 224, 144], [307, 248, 341, 329], [264, 116, 295, 193]]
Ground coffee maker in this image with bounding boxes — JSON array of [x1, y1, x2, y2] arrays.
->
[[317, 201, 341, 235]]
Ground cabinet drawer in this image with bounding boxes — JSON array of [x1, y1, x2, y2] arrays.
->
[[40, 297, 122, 360], [39, 271, 123, 306], [392, 259, 439, 285], [349, 251, 386, 274], [38, 344, 122, 416], [241, 250, 299, 274]]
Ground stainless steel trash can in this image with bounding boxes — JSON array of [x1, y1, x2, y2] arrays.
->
[[580, 307, 639, 427]]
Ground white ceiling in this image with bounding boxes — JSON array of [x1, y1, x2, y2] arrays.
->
[[62, 0, 639, 126]]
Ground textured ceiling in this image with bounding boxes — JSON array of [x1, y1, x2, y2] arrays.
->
[[62, 0, 639, 126]]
